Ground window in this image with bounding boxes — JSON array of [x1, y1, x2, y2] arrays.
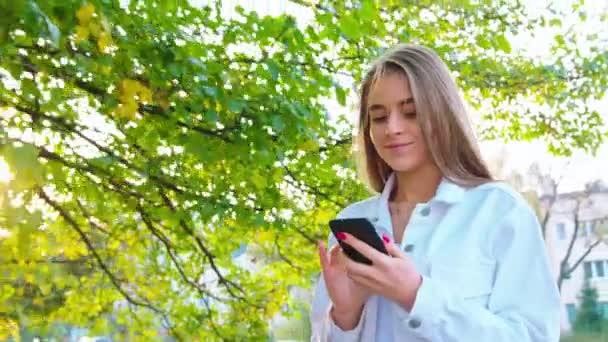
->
[[586, 221, 596, 237], [595, 261, 605, 278], [584, 261, 593, 279], [556, 223, 566, 240], [566, 303, 577, 325], [579, 220, 597, 238], [600, 302, 608, 320], [577, 222, 586, 238]]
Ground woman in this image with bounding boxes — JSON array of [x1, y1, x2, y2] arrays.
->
[[310, 44, 560, 341]]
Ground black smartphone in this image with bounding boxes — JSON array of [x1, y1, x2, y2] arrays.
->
[[329, 218, 388, 265]]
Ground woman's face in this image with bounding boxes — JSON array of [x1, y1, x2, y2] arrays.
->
[[367, 72, 433, 173]]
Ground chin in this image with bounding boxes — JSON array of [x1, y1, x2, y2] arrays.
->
[[384, 159, 424, 173]]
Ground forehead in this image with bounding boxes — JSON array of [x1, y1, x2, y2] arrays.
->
[[368, 71, 412, 105]]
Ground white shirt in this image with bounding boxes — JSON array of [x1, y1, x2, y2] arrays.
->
[[310, 173, 560, 341]]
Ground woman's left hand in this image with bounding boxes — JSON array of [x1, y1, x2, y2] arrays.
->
[[337, 232, 423, 311]]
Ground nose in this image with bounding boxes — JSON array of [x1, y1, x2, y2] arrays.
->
[[385, 110, 405, 135]]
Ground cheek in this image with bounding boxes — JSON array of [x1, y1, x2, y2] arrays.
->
[[369, 125, 381, 146]]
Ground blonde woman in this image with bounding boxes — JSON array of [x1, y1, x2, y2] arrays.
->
[[311, 44, 560, 341]]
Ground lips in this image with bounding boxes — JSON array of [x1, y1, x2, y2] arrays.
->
[[385, 142, 414, 149]]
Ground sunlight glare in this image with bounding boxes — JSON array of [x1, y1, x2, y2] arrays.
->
[[0, 158, 13, 183]]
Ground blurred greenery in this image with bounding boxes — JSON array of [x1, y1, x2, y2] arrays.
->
[[561, 333, 608, 342], [0, 0, 607, 340]]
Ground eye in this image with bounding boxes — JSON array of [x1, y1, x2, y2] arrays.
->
[[403, 112, 417, 119], [371, 115, 387, 123]]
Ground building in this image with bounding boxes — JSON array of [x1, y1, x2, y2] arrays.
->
[[542, 182, 608, 333]]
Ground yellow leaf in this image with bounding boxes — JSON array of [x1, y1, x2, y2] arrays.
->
[[100, 65, 112, 75], [76, 2, 96, 25], [300, 140, 319, 151], [24, 273, 34, 284], [40, 284, 52, 296], [115, 101, 138, 120], [55, 276, 66, 290], [0, 318, 19, 341], [257, 229, 273, 242], [33, 297, 44, 306], [315, 209, 334, 224], [139, 85, 152, 103], [154, 90, 170, 110], [88, 21, 101, 37], [108, 239, 121, 250], [75, 25, 90, 43], [119, 79, 140, 96], [97, 31, 112, 53]]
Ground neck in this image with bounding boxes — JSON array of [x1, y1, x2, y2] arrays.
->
[[391, 163, 442, 203]]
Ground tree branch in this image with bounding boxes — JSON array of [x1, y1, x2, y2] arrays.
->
[[157, 188, 256, 306], [136, 204, 225, 339], [37, 187, 180, 338]]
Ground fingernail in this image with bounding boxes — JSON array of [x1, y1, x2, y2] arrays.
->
[[337, 232, 347, 241], [382, 234, 390, 244]]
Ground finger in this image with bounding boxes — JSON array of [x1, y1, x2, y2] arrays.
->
[[318, 240, 329, 271], [329, 244, 342, 267], [339, 232, 386, 264], [382, 234, 406, 259], [343, 254, 378, 278], [348, 273, 380, 293], [333, 246, 346, 268]]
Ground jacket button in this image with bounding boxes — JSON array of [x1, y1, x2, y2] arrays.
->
[[420, 207, 431, 216], [404, 244, 414, 252], [371, 217, 379, 222], [408, 318, 421, 329]]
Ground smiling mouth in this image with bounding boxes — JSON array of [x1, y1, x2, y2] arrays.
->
[[385, 142, 414, 149]]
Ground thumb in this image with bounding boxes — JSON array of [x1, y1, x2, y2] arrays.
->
[[382, 234, 405, 258]]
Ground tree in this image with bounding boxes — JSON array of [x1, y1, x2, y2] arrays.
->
[[549, 184, 608, 292], [573, 280, 604, 334], [0, 0, 607, 340], [498, 158, 608, 293]]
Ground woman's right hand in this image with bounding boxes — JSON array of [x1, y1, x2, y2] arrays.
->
[[318, 239, 371, 330]]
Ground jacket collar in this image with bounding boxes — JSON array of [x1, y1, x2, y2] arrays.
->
[[370, 173, 467, 224]]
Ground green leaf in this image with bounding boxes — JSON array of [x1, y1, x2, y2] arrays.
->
[[360, 0, 375, 21], [549, 18, 562, 27], [266, 59, 280, 80], [227, 99, 246, 113], [338, 15, 361, 40], [335, 86, 347, 106], [475, 34, 491, 49], [495, 34, 511, 53], [1, 143, 43, 190], [272, 115, 285, 133]]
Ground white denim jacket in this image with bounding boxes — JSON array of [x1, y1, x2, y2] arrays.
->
[[311, 173, 560, 341]]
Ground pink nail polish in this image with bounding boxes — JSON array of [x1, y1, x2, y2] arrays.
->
[[337, 232, 347, 241], [382, 234, 390, 244]]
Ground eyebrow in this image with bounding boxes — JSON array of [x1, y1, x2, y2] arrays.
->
[[367, 97, 414, 112]]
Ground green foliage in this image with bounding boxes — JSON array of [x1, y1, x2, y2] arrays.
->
[[272, 302, 312, 341], [0, 0, 606, 340], [574, 281, 606, 334], [561, 334, 608, 342]]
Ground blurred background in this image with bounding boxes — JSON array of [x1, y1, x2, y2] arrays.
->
[[1, 0, 607, 341]]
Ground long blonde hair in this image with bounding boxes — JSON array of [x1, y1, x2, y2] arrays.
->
[[356, 44, 493, 193]]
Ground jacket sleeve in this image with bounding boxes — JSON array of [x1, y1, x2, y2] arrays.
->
[[393, 202, 561, 341], [310, 230, 369, 342]]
